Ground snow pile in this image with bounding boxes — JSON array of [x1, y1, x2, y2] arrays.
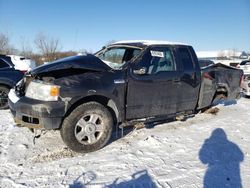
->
[[0, 98, 250, 187]]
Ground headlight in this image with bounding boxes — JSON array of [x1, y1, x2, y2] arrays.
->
[[25, 80, 60, 101]]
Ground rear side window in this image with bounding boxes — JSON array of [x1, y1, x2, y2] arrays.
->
[[0, 59, 10, 69], [178, 48, 194, 71]]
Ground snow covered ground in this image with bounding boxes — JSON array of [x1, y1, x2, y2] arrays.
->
[[0, 98, 250, 188]]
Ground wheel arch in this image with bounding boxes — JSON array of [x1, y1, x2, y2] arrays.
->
[[0, 79, 13, 89], [0, 83, 12, 89], [0, 83, 11, 109], [64, 95, 120, 126], [215, 84, 229, 98], [211, 84, 229, 104]]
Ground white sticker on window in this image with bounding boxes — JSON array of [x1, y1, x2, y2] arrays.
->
[[150, 51, 164, 58]]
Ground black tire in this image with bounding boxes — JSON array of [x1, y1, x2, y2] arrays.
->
[[0, 86, 10, 110], [60, 102, 113, 153]]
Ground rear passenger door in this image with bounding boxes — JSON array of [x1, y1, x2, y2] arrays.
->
[[175, 47, 201, 112]]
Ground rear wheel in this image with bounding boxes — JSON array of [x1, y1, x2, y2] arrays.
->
[[60, 102, 113, 153], [212, 93, 227, 104], [0, 86, 10, 110]]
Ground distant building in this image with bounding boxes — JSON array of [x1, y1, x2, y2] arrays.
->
[[196, 50, 249, 67]]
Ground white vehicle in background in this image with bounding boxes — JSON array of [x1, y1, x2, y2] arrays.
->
[[7, 55, 36, 73], [212, 58, 242, 67], [237, 60, 250, 97], [242, 75, 250, 97], [237, 60, 250, 75], [196, 50, 249, 67]]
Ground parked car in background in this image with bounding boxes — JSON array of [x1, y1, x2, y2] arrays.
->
[[237, 60, 250, 75], [0, 57, 24, 109], [196, 50, 249, 67], [242, 74, 250, 97], [8, 55, 36, 73], [198, 59, 215, 68]]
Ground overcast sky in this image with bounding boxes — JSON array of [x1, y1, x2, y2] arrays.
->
[[0, 0, 250, 52]]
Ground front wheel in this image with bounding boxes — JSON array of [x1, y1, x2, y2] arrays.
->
[[60, 102, 113, 153]]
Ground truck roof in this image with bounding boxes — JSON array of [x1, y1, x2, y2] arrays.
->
[[113, 40, 188, 47]]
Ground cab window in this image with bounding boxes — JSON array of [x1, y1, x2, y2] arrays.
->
[[137, 47, 176, 75], [96, 47, 141, 69], [177, 47, 195, 71], [103, 48, 125, 64]]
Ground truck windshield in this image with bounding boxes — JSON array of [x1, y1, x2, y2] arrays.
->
[[96, 47, 141, 69]]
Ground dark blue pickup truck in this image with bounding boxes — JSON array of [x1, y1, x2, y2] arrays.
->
[[8, 40, 243, 153]]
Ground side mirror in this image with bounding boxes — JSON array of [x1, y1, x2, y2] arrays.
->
[[133, 67, 147, 75]]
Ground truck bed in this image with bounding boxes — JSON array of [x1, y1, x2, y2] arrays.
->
[[198, 63, 243, 109]]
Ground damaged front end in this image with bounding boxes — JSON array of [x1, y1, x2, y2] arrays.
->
[[8, 54, 112, 130], [9, 75, 66, 129]]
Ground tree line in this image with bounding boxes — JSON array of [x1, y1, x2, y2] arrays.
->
[[0, 32, 89, 65]]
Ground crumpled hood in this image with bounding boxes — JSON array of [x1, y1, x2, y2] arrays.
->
[[30, 54, 111, 76]]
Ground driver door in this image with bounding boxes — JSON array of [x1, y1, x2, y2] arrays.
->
[[126, 46, 182, 120]]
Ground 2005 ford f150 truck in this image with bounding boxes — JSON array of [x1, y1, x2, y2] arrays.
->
[[8, 40, 243, 153]]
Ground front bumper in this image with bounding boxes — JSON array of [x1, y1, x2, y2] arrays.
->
[[8, 90, 66, 129]]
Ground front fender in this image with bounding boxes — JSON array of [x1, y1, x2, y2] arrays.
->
[[64, 94, 124, 123]]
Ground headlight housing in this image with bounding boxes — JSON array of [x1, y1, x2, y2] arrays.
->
[[25, 80, 60, 101]]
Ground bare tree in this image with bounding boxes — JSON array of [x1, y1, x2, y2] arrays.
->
[[78, 48, 93, 55], [0, 33, 18, 55], [0, 33, 10, 54], [19, 36, 33, 58], [231, 48, 237, 59], [217, 51, 225, 58], [34, 33, 61, 62]]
